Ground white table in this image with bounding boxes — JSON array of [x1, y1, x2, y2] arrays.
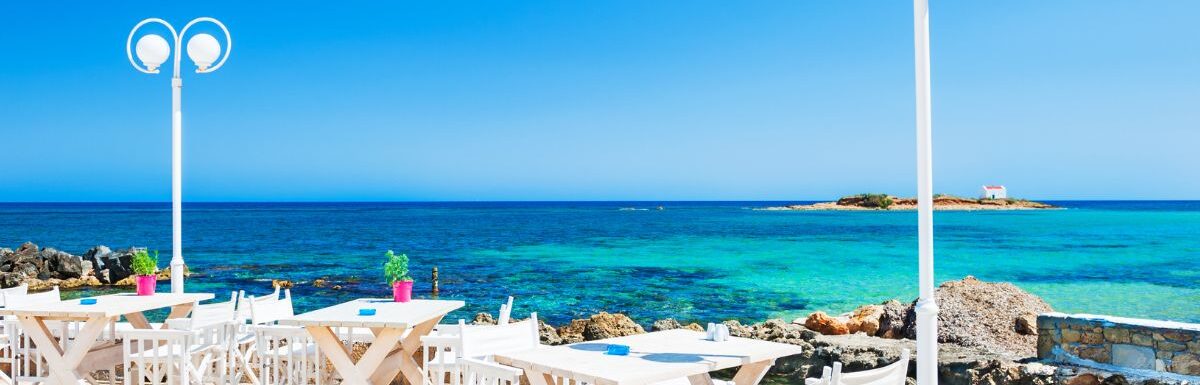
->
[[0, 292, 214, 385], [279, 298, 464, 385], [495, 329, 805, 385]]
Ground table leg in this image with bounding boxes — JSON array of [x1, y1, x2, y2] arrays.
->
[[309, 326, 405, 385], [124, 302, 193, 330], [17, 315, 108, 385], [688, 373, 715, 385], [522, 369, 556, 385], [369, 315, 444, 385], [730, 360, 775, 385]]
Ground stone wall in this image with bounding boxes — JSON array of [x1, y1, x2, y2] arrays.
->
[[1038, 312, 1200, 377]]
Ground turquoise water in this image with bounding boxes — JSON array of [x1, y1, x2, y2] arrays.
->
[[0, 201, 1197, 325]]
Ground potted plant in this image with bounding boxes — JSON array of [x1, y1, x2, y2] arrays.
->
[[130, 249, 159, 296], [383, 250, 414, 302]]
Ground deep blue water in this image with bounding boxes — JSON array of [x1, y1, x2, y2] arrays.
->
[[1, 201, 1197, 325]]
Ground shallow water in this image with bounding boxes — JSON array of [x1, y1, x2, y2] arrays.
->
[[1, 201, 1196, 325]]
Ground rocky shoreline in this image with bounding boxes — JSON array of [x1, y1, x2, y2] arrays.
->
[[476, 277, 1189, 385], [0, 242, 176, 290], [761, 194, 1058, 211]]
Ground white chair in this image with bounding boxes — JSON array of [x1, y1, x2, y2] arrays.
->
[[247, 290, 325, 385], [225, 286, 282, 381], [434, 296, 516, 337], [4, 287, 71, 385], [0, 284, 29, 384], [804, 349, 910, 385], [459, 358, 524, 385], [422, 313, 540, 385], [120, 292, 239, 385], [252, 325, 325, 385]]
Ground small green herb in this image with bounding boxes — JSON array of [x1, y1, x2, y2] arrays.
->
[[131, 249, 159, 276], [383, 250, 413, 285]]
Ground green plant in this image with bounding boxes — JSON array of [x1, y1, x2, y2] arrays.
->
[[131, 249, 159, 276], [859, 193, 894, 209], [383, 250, 413, 285]]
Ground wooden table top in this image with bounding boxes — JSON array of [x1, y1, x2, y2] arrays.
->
[[0, 292, 214, 319], [495, 329, 805, 385], [279, 298, 464, 329]]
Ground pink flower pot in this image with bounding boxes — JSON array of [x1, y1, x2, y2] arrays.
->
[[135, 275, 157, 296], [392, 281, 413, 303]]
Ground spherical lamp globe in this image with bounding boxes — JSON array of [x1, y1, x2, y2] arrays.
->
[[135, 34, 171, 72], [186, 34, 221, 71]]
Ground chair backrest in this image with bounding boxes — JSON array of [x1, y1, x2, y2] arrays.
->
[[459, 312, 540, 359], [253, 325, 324, 385], [0, 284, 29, 306], [497, 296, 515, 325], [461, 357, 523, 385], [249, 289, 295, 325], [833, 349, 910, 385], [190, 291, 238, 329], [121, 329, 195, 385], [236, 287, 281, 322]]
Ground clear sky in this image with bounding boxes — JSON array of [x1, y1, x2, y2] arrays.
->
[[2, 1, 1197, 202]]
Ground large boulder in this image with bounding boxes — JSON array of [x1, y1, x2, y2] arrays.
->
[[97, 249, 135, 284], [0, 242, 44, 286], [902, 276, 1053, 357], [846, 304, 884, 335], [556, 312, 645, 344], [803, 311, 850, 335], [41, 248, 83, 279], [651, 318, 704, 332]]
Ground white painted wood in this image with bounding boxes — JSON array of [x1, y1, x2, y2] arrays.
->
[[0, 293, 214, 319], [279, 299, 463, 329], [806, 349, 909, 385], [284, 299, 463, 385], [494, 330, 804, 385]]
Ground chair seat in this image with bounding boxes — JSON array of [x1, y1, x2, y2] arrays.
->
[[650, 378, 734, 385], [129, 343, 213, 358], [114, 322, 165, 331], [266, 342, 320, 357]]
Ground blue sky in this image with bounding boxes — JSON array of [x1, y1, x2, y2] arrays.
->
[[2, 1, 1197, 201]]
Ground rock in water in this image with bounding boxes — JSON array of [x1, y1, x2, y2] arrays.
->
[[804, 311, 850, 335], [846, 304, 884, 335], [902, 276, 1053, 357], [556, 312, 645, 343], [472, 312, 497, 325]]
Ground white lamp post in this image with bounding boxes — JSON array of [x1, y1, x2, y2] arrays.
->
[[127, 17, 232, 293], [912, 1, 940, 385]]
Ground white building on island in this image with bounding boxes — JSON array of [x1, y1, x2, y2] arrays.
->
[[981, 185, 1007, 199]]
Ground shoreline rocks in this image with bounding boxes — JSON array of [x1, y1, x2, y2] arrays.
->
[[0, 242, 179, 290]]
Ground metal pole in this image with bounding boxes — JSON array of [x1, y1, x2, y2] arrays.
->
[[913, 1, 939, 384], [171, 75, 184, 293]]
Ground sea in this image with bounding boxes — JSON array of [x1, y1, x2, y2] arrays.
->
[[0, 201, 1197, 326]]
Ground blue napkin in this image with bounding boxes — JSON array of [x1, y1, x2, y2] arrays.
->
[[80, 298, 98, 305], [358, 308, 376, 316], [605, 344, 630, 356]]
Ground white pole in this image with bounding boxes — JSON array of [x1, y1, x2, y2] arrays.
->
[[912, 1, 939, 385], [170, 75, 184, 294]]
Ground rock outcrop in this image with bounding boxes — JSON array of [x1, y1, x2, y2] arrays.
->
[[803, 311, 850, 335], [0, 242, 175, 290], [556, 312, 645, 344], [902, 276, 1053, 357], [651, 318, 705, 332]]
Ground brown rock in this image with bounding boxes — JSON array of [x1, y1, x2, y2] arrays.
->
[[1103, 327, 1130, 343], [313, 278, 328, 288], [1081, 332, 1104, 345], [271, 279, 293, 289], [1162, 331, 1193, 341], [1015, 313, 1038, 335], [556, 312, 645, 344], [1066, 373, 1101, 385], [472, 312, 497, 325], [1171, 353, 1200, 376], [846, 305, 884, 335], [876, 300, 907, 339], [804, 311, 850, 335]]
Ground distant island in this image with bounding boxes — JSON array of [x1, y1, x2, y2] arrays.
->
[[760, 193, 1058, 211]]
